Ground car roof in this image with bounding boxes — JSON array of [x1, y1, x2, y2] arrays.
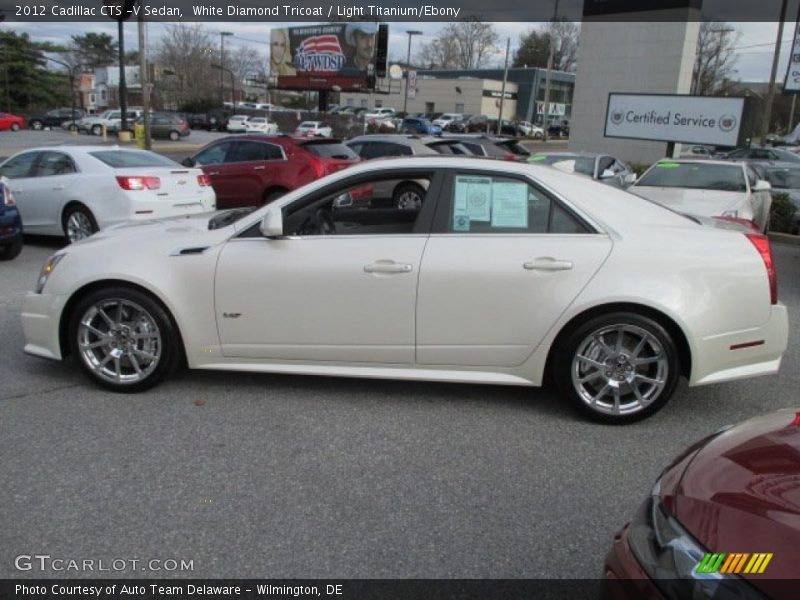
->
[[533, 151, 602, 158]]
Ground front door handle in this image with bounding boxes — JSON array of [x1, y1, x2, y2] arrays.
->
[[364, 260, 413, 274], [52, 186, 65, 191], [253, 166, 266, 171], [207, 171, 220, 176], [523, 257, 573, 271]]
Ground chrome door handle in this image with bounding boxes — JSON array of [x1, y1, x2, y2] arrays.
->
[[253, 166, 266, 170], [524, 257, 573, 271], [52, 186, 65, 191], [207, 171, 220, 176], [364, 261, 413, 274]]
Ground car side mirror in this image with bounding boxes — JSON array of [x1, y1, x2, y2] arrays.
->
[[753, 180, 771, 192], [600, 169, 615, 180], [259, 206, 284, 238], [181, 157, 196, 167], [624, 172, 637, 185]]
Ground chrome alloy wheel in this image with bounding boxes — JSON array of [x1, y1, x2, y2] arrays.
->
[[77, 298, 162, 385], [66, 211, 94, 243], [396, 191, 422, 210], [570, 324, 668, 416]]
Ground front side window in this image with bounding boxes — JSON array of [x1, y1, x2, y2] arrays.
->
[[282, 174, 434, 237], [446, 173, 590, 235], [194, 142, 232, 165], [0, 153, 39, 179]]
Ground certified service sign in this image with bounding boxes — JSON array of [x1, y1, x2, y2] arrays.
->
[[604, 93, 744, 147]]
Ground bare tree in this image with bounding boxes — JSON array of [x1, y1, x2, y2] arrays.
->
[[155, 24, 216, 108], [418, 18, 499, 69], [692, 21, 740, 95], [513, 20, 580, 71]]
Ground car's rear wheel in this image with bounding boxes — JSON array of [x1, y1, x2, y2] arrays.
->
[[63, 205, 98, 244], [393, 182, 425, 210], [70, 287, 180, 392], [169, 130, 179, 141], [554, 312, 680, 424], [0, 238, 22, 261], [262, 188, 287, 205], [30, 120, 43, 130], [11, 123, 20, 132]]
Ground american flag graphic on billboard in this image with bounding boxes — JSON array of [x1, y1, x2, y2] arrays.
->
[[294, 35, 345, 72]]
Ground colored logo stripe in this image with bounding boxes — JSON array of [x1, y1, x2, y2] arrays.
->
[[697, 553, 773, 574]]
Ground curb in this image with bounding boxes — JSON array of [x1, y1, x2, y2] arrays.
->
[[768, 232, 800, 246]]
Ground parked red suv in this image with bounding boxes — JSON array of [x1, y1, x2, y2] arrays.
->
[[182, 135, 359, 208]]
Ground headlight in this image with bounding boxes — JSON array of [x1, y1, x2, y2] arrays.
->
[[628, 492, 766, 599], [35, 253, 66, 294], [2, 187, 14, 206]]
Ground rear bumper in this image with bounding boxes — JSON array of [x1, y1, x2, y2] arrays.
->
[[22, 291, 67, 361], [602, 524, 662, 599], [690, 303, 789, 386]]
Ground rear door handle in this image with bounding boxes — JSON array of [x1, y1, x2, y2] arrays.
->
[[253, 166, 266, 171], [364, 260, 413, 274], [207, 171, 220, 176], [523, 257, 573, 271], [52, 186, 65, 191]]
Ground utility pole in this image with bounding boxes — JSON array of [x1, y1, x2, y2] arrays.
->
[[761, 0, 789, 143], [541, 0, 560, 142], [403, 30, 422, 115], [219, 31, 233, 106], [138, 9, 151, 149], [497, 37, 511, 135], [118, 18, 128, 132]]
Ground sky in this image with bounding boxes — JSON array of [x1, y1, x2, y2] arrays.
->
[[1, 20, 797, 83]]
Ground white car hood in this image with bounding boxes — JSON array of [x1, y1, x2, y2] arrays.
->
[[630, 186, 744, 217]]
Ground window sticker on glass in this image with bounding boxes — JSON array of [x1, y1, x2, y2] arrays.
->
[[490, 181, 528, 228], [454, 176, 492, 228]]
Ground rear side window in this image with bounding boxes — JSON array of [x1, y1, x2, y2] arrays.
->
[[89, 151, 179, 168], [303, 142, 358, 160], [36, 152, 77, 176], [0, 152, 39, 179], [194, 142, 231, 165], [229, 141, 282, 162], [447, 173, 590, 234]]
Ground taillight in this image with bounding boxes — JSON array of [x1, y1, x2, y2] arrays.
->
[[311, 157, 325, 178], [503, 152, 517, 161], [116, 175, 161, 190], [746, 233, 777, 304], [716, 216, 759, 231], [197, 174, 211, 186]]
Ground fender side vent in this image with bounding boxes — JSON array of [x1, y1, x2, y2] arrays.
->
[[172, 246, 209, 256]]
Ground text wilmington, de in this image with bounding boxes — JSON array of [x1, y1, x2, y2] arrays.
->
[[193, 5, 462, 18]]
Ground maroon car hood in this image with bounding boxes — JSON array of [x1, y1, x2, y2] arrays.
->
[[674, 409, 800, 590]]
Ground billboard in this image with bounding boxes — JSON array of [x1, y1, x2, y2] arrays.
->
[[784, 14, 800, 93], [270, 23, 386, 91], [604, 93, 745, 146]]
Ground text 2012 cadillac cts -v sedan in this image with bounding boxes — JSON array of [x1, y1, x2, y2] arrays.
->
[[21, 157, 789, 424]]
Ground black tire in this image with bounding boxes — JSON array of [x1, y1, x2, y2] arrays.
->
[[392, 182, 426, 210], [553, 312, 680, 424], [69, 286, 181, 393], [169, 130, 180, 141], [262, 188, 287, 205], [30, 120, 43, 130], [0, 237, 23, 261], [62, 204, 98, 244], [91, 124, 102, 136], [11, 123, 20, 132]]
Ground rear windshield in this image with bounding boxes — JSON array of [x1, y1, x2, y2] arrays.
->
[[303, 142, 358, 160], [637, 162, 746, 192], [765, 167, 800, 188], [531, 154, 595, 176], [496, 140, 531, 156], [90, 150, 179, 168]]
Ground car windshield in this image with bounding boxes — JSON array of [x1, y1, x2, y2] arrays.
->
[[89, 150, 179, 168], [637, 162, 746, 192], [531, 154, 595, 176], [249, 118, 266, 124], [303, 142, 357, 160], [765, 167, 800, 188]]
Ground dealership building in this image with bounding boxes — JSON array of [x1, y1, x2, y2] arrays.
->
[[338, 67, 575, 122]]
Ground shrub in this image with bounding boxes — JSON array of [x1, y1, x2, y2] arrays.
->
[[628, 162, 652, 177], [769, 192, 797, 234]]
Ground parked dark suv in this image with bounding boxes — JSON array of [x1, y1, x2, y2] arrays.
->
[[182, 135, 360, 208], [28, 108, 85, 131]]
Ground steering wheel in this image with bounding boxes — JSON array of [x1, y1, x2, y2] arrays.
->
[[314, 208, 336, 235]]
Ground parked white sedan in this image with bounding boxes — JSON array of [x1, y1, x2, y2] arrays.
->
[[244, 117, 279, 134], [0, 146, 216, 243], [226, 115, 249, 133], [294, 121, 333, 137], [22, 157, 787, 423], [630, 159, 772, 232]]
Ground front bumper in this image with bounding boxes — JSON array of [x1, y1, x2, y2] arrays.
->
[[691, 303, 789, 386], [602, 523, 662, 600], [21, 292, 68, 360]]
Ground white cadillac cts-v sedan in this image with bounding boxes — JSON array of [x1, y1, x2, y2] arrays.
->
[[21, 157, 789, 423]]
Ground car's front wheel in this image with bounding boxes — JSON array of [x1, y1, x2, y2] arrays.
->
[[70, 287, 180, 392], [0, 238, 22, 260], [91, 124, 102, 136], [554, 312, 680, 424], [393, 182, 425, 210], [169, 130, 180, 141]]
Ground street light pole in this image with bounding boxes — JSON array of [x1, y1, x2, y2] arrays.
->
[[761, 0, 789, 143], [138, 9, 151, 149], [541, 0, 560, 143], [219, 31, 233, 106], [403, 30, 422, 115]]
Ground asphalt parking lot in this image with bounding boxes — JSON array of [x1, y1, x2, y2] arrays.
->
[[1, 234, 798, 579]]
